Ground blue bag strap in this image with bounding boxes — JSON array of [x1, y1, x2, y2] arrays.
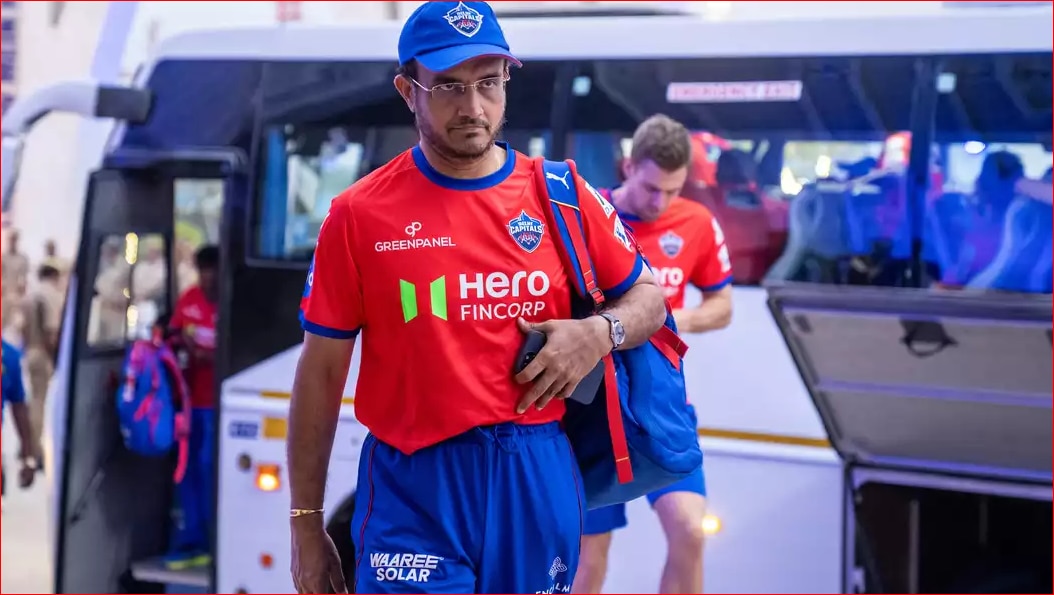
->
[[536, 158, 605, 310]]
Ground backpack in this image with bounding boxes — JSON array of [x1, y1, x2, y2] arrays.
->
[[116, 336, 192, 483], [534, 157, 703, 510]]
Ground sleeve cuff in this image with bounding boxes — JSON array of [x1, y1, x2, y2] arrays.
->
[[695, 275, 734, 293], [602, 254, 645, 300], [299, 311, 360, 340]]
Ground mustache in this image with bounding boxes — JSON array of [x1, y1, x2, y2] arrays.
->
[[448, 118, 490, 131]]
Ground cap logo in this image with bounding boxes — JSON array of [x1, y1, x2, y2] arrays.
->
[[444, 1, 484, 38]]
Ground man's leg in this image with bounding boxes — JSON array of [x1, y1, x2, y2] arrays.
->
[[193, 408, 216, 562], [351, 433, 479, 594], [477, 423, 585, 594], [647, 466, 707, 594], [26, 356, 52, 456], [571, 505, 628, 593]]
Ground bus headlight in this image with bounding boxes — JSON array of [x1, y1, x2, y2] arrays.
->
[[701, 514, 722, 536], [255, 463, 281, 492]]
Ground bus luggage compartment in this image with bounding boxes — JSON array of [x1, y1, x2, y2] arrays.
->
[[767, 284, 1052, 593]]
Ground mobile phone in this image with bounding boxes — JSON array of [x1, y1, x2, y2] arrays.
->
[[515, 330, 547, 376], [515, 330, 603, 406]]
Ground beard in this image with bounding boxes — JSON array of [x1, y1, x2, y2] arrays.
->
[[416, 106, 506, 163]]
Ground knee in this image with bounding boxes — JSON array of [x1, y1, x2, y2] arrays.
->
[[667, 519, 706, 561], [573, 535, 612, 591]]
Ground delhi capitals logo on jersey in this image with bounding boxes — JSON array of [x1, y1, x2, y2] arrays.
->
[[508, 210, 545, 253], [444, 1, 484, 38], [659, 230, 684, 258]]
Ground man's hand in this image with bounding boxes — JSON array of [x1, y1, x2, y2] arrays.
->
[[513, 316, 610, 413], [290, 518, 347, 594]]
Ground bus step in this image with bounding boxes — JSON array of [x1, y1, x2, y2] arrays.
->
[[129, 557, 209, 589]]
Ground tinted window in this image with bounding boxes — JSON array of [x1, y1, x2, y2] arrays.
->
[[929, 53, 1052, 294], [566, 56, 920, 287], [1, 18, 15, 46], [253, 60, 558, 261]]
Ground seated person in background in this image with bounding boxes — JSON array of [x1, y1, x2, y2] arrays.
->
[[164, 245, 219, 569], [2, 338, 38, 502], [940, 151, 1023, 288]]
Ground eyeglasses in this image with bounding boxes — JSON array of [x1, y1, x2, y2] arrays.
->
[[407, 74, 509, 102]]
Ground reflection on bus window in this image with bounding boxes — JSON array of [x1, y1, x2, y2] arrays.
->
[[175, 179, 223, 295], [87, 233, 168, 347], [564, 53, 1050, 292]]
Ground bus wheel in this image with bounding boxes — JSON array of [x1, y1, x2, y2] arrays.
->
[[326, 492, 358, 592]]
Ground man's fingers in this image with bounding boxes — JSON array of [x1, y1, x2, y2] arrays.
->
[[535, 380, 571, 410], [330, 565, 349, 594], [518, 371, 557, 414], [519, 317, 555, 334], [513, 355, 545, 385]]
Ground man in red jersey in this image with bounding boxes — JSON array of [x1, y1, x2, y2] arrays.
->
[[286, 3, 668, 594], [166, 244, 219, 569], [573, 115, 733, 595]]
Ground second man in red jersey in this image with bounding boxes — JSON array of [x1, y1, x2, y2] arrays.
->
[[574, 115, 734, 595]]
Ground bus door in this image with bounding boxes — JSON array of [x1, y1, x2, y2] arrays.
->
[[55, 155, 242, 594], [766, 284, 1052, 593]]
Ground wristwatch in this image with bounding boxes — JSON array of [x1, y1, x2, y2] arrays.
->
[[599, 312, 626, 350]]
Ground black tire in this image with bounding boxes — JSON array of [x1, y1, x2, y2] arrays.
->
[[326, 492, 358, 592]]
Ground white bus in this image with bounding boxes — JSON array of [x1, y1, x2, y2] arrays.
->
[[2, 4, 1051, 594]]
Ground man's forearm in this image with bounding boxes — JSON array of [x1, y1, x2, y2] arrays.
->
[[287, 354, 349, 510], [675, 296, 732, 334], [602, 282, 667, 350]]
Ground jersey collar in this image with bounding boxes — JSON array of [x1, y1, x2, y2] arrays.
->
[[412, 141, 516, 191]]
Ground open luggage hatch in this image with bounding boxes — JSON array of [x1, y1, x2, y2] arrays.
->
[[767, 283, 1052, 593]]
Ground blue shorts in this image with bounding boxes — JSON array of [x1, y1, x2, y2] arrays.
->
[[351, 422, 585, 594], [582, 464, 706, 536]]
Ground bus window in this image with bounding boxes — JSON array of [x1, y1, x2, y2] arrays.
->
[[931, 52, 1052, 294], [87, 232, 168, 347], [565, 55, 920, 287], [252, 60, 560, 262], [174, 178, 223, 296]]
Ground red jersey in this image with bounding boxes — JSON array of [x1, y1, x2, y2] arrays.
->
[[301, 144, 644, 455], [170, 285, 217, 409], [612, 194, 733, 309]]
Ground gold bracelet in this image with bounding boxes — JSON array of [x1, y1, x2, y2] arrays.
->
[[290, 508, 324, 518]]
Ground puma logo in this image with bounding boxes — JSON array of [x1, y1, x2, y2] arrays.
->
[[546, 170, 571, 190]]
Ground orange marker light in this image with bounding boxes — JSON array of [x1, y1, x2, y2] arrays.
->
[[255, 464, 281, 492]]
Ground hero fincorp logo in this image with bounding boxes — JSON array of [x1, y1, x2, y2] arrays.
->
[[369, 552, 443, 583], [399, 271, 552, 323], [375, 221, 457, 253]]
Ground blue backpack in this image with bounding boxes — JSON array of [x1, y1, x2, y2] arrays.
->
[[534, 157, 704, 509], [116, 337, 192, 483]]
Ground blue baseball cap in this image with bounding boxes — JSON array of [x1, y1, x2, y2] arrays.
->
[[398, 1, 521, 74]]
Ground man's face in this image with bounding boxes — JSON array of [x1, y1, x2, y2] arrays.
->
[[198, 266, 218, 297], [620, 159, 688, 222], [398, 57, 508, 162]]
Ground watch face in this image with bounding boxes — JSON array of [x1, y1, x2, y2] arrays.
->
[[611, 318, 626, 345]]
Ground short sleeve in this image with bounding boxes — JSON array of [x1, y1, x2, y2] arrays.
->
[[691, 214, 734, 291], [578, 177, 644, 299], [169, 289, 190, 331], [299, 198, 364, 339]]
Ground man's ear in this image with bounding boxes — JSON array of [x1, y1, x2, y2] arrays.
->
[[393, 76, 415, 113]]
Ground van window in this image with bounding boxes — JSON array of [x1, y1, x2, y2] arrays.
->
[[174, 178, 223, 296], [253, 60, 561, 261]]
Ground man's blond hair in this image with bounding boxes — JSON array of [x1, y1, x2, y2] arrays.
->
[[629, 114, 692, 172]]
